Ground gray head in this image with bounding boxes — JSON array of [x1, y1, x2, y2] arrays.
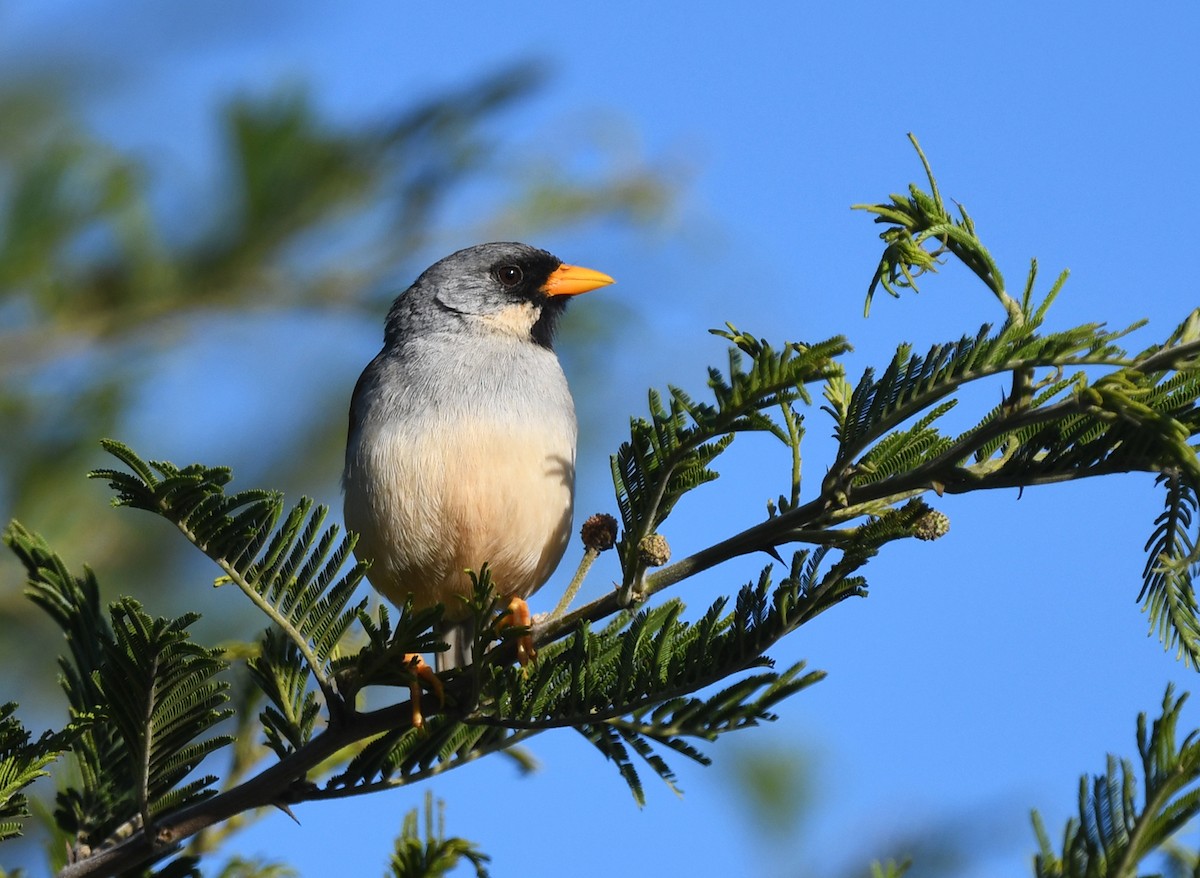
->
[[384, 242, 614, 349]]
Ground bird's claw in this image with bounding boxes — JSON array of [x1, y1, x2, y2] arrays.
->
[[501, 595, 537, 666], [404, 653, 444, 729]]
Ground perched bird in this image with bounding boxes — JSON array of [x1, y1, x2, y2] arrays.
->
[[343, 242, 614, 684]]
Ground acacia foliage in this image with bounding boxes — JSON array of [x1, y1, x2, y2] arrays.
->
[[3, 140, 1200, 877]]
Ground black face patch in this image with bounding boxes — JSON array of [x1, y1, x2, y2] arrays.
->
[[531, 296, 569, 349], [482, 250, 568, 349], [489, 250, 563, 304]]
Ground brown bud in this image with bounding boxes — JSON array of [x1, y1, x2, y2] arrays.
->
[[914, 509, 950, 541], [581, 513, 619, 552], [637, 533, 671, 567]]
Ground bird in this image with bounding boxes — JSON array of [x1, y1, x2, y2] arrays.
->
[[342, 242, 614, 709]]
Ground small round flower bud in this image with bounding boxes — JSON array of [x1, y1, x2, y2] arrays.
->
[[580, 513, 619, 552], [637, 533, 671, 567], [914, 509, 950, 541]]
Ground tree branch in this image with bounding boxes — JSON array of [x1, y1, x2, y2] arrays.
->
[[58, 702, 416, 878]]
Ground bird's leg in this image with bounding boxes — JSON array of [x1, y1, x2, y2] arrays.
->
[[499, 596, 537, 666], [403, 653, 444, 729]]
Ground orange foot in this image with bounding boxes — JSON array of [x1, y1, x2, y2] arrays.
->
[[403, 653, 444, 729], [499, 596, 537, 666]]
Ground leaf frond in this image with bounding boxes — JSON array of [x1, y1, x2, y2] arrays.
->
[[1032, 686, 1200, 878], [612, 330, 848, 584], [90, 440, 369, 696]]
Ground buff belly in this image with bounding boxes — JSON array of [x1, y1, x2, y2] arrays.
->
[[344, 417, 576, 618]]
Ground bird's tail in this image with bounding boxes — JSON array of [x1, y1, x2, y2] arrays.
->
[[435, 618, 475, 672]]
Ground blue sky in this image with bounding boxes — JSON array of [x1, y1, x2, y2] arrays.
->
[[4, 3, 1200, 876]]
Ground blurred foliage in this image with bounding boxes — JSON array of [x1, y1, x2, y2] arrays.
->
[[386, 792, 489, 878], [0, 57, 675, 877], [1032, 687, 1200, 878], [721, 739, 1012, 877], [722, 740, 814, 838], [210, 857, 296, 878], [0, 64, 675, 700]]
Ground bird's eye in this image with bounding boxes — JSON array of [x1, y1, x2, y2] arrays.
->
[[495, 265, 523, 287]]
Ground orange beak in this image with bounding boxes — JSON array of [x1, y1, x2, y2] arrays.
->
[[541, 263, 615, 297]]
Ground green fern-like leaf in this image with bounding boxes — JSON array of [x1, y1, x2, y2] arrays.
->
[[823, 283, 1151, 501], [577, 721, 650, 805], [612, 330, 847, 583], [100, 598, 233, 823], [5, 521, 131, 846], [463, 553, 839, 802], [826, 320, 1119, 466], [969, 373, 1078, 463], [5, 522, 109, 718], [570, 661, 823, 805], [1142, 473, 1200, 666], [327, 717, 515, 792], [853, 134, 1009, 317], [1032, 686, 1200, 878], [322, 552, 844, 803], [213, 856, 298, 878], [0, 702, 81, 843], [90, 440, 369, 696], [835, 332, 989, 453], [330, 601, 446, 700], [5, 521, 234, 851], [852, 400, 958, 486], [247, 629, 321, 759], [387, 791, 490, 878]]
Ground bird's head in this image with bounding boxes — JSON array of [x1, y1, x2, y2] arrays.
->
[[388, 242, 614, 349]]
